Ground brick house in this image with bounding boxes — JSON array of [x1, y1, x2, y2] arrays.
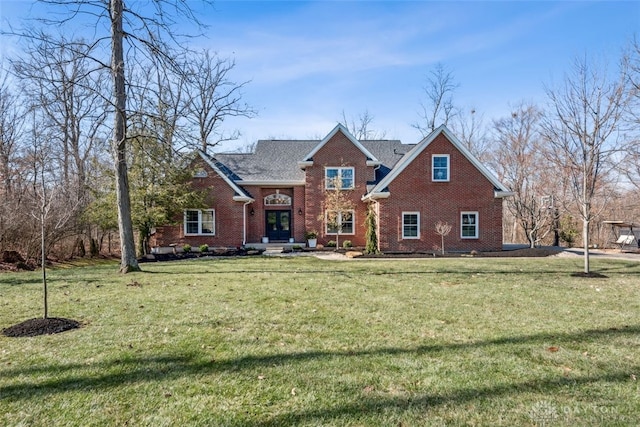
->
[[150, 124, 512, 252]]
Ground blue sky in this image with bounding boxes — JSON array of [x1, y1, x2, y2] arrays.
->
[[2, 1, 639, 151]]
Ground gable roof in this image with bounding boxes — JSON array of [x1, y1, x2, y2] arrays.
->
[[197, 150, 254, 202], [301, 123, 380, 165], [210, 134, 410, 185], [365, 125, 511, 200]]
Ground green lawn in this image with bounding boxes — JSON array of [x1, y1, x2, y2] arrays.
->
[[1, 256, 639, 426]]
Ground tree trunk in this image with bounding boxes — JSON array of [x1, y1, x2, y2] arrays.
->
[[41, 208, 48, 319], [583, 218, 590, 274], [111, 0, 140, 273]]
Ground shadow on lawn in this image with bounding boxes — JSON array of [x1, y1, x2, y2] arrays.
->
[[139, 264, 640, 277], [1, 325, 638, 413]]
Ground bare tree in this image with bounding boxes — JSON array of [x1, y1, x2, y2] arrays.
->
[[320, 175, 355, 249], [413, 63, 459, 136], [452, 107, 491, 161], [0, 71, 25, 197], [340, 109, 387, 140], [434, 221, 452, 255], [541, 55, 631, 273], [0, 71, 28, 253], [12, 33, 108, 205], [491, 103, 554, 248], [623, 37, 640, 191], [185, 50, 256, 153], [19, 0, 214, 272]]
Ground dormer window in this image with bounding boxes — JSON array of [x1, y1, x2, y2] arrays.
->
[[325, 167, 354, 189], [432, 155, 449, 182]]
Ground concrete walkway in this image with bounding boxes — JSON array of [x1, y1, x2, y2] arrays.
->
[[261, 243, 640, 262]]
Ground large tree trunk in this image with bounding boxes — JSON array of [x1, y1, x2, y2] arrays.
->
[[111, 0, 140, 273]]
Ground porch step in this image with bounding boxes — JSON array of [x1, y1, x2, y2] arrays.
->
[[246, 242, 307, 251]]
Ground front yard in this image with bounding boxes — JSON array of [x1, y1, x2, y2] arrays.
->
[[1, 256, 639, 426]]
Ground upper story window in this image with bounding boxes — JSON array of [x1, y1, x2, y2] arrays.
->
[[325, 167, 354, 189], [184, 209, 215, 235], [264, 193, 292, 206], [432, 155, 450, 182]]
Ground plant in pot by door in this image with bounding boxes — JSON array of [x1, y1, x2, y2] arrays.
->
[[305, 230, 318, 248]]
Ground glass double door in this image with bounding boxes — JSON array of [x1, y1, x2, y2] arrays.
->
[[266, 210, 291, 242]]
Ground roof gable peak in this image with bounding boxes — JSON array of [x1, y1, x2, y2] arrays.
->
[[302, 123, 380, 163], [364, 124, 509, 199]]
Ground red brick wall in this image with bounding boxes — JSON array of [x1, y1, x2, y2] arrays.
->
[[377, 133, 503, 252], [152, 131, 504, 252], [303, 131, 374, 247], [244, 187, 305, 243], [150, 157, 246, 248]]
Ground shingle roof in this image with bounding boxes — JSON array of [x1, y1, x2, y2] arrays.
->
[[211, 139, 414, 183]]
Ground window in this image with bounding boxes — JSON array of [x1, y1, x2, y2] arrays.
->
[[184, 209, 215, 235], [461, 211, 478, 239], [326, 210, 355, 235], [264, 193, 292, 206], [402, 212, 420, 239], [325, 167, 354, 189], [432, 155, 450, 182]]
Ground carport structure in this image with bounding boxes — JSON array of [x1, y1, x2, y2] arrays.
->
[[603, 220, 640, 250]]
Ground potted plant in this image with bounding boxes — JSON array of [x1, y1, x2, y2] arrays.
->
[[305, 230, 318, 248]]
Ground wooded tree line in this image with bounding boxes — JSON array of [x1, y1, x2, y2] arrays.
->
[[342, 43, 640, 273], [0, 0, 254, 271], [1, 0, 639, 275], [406, 46, 640, 273]]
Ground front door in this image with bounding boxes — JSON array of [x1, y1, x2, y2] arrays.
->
[[266, 210, 291, 242]]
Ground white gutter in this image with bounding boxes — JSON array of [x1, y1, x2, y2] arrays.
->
[[494, 191, 515, 198], [237, 180, 305, 187], [361, 191, 391, 202], [242, 201, 252, 245]]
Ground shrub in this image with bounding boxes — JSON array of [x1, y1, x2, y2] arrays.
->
[[364, 203, 379, 254], [342, 240, 352, 248], [327, 240, 336, 247], [199, 244, 209, 253], [182, 244, 191, 253], [559, 215, 579, 248]]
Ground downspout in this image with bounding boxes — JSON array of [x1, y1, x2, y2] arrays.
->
[[375, 200, 381, 253], [243, 201, 251, 246]]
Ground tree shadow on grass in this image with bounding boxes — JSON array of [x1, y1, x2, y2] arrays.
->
[[137, 265, 640, 277], [252, 368, 638, 427], [1, 325, 638, 404]]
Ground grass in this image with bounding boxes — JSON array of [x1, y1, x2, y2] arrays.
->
[[1, 255, 639, 426]]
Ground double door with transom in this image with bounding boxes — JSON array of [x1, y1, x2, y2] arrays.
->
[[266, 210, 291, 242]]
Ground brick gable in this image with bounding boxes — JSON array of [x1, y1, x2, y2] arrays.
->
[[377, 133, 503, 252], [303, 129, 373, 246]]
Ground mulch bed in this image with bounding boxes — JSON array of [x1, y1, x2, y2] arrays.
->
[[356, 247, 564, 258], [570, 271, 609, 278], [2, 317, 81, 338]]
